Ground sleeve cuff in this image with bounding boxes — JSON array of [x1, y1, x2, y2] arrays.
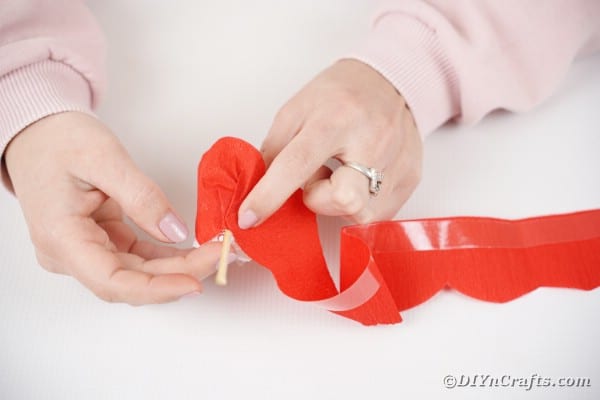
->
[[0, 60, 95, 192], [345, 15, 459, 138]]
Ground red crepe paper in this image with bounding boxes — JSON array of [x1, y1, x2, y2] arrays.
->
[[196, 137, 600, 325]]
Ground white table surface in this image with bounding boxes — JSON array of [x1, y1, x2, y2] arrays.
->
[[1, 1, 599, 399]]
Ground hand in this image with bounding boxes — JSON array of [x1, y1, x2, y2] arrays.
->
[[5, 112, 227, 305], [238, 59, 422, 227]]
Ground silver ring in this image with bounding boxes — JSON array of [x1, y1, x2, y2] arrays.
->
[[342, 161, 384, 196]]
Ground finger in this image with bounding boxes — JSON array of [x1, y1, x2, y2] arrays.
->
[[118, 242, 225, 281], [98, 217, 220, 266], [99, 219, 225, 279], [260, 104, 304, 167], [110, 269, 202, 305], [54, 217, 201, 304], [70, 241, 202, 305], [348, 207, 376, 225], [34, 250, 67, 275], [238, 129, 333, 229], [130, 240, 191, 259], [81, 139, 189, 244], [131, 241, 224, 270], [98, 220, 133, 252], [91, 198, 122, 223], [97, 214, 190, 257], [303, 165, 332, 189], [303, 165, 371, 217]]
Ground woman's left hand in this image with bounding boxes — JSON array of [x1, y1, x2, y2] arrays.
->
[[238, 59, 423, 228]]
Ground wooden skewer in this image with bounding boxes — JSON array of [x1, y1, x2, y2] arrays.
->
[[215, 229, 233, 286]]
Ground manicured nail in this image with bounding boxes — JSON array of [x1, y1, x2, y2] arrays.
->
[[179, 290, 201, 300], [159, 212, 188, 242], [238, 209, 258, 230]]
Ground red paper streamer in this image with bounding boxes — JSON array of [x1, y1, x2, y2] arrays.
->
[[196, 137, 600, 325]]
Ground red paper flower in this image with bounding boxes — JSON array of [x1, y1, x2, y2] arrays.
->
[[196, 137, 600, 325]]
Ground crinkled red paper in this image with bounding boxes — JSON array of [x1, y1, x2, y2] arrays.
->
[[196, 137, 600, 325]]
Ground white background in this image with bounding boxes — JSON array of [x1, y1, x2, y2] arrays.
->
[[1, 1, 599, 399]]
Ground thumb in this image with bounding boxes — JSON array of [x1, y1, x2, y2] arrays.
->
[[238, 132, 330, 229], [85, 147, 188, 243]]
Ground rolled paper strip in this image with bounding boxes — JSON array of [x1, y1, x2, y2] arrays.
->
[[343, 210, 600, 311], [196, 137, 600, 326]]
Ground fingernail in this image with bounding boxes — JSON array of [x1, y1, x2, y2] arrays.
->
[[159, 212, 189, 242], [179, 290, 201, 300], [215, 253, 238, 270], [238, 209, 258, 230]]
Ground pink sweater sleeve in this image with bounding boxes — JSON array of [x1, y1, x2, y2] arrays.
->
[[0, 0, 106, 189], [348, 0, 600, 137]]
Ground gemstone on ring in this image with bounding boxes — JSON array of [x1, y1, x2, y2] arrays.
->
[[342, 161, 384, 196]]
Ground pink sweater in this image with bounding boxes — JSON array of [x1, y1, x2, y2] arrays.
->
[[1, 0, 599, 187]]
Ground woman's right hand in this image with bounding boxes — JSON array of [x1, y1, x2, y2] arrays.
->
[[5, 111, 229, 304]]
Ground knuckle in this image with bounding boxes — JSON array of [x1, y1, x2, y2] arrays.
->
[[372, 114, 399, 139], [310, 119, 338, 139], [337, 91, 363, 114], [129, 181, 162, 210], [34, 251, 58, 274], [260, 136, 277, 153], [280, 142, 314, 171], [93, 285, 116, 304], [353, 212, 373, 225], [331, 187, 364, 215], [411, 162, 423, 184], [29, 228, 51, 250], [29, 225, 66, 259], [273, 104, 296, 127], [370, 122, 402, 154], [371, 121, 402, 148], [309, 109, 342, 134], [313, 94, 364, 132], [260, 136, 285, 162]]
